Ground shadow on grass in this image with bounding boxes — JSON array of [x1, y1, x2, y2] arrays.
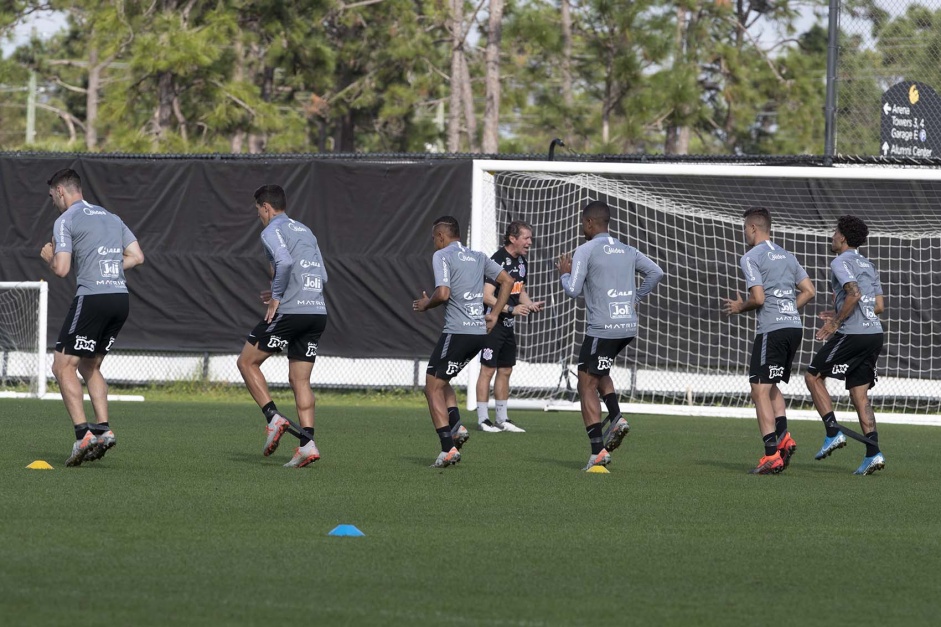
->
[[530, 456, 585, 471]]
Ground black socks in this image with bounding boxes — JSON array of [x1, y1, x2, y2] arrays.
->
[[447, 406, 461, 429], [763, 432, 778, 457], [774, 416, 787, 439], [865, 431, 880, 457], [300, 427, 315, 447], [437, 426, 455, 452], [586, 423, 604, 454], [90, 422, 110, 436], [74, 423, 90, 440], [822, 411, 839, 437], [602, 393, 620, 421], [262, 401, 279, 424]]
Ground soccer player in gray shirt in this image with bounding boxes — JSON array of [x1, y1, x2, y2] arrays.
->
[[40, 168, 145, 467], [805, 215, 886, 475], [413, 216, 514, 468], [237, 185, 329, 468], [722, 208, 815, 475], [556, 201, 664, 471]]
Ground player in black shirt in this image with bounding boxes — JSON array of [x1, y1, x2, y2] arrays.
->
[[474, 221, 544, 432]]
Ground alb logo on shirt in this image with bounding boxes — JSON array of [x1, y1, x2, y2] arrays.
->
[[98, 247, 121, 255]]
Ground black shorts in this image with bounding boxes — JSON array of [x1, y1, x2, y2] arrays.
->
[[577, 335, 634, 376], [56, 294, 129, 357], [247, 314, 327, 362], [427, 333, 486, 380], [480, 318, 517, 368], [749, 328, 803, 384], [808, 332, 883, 390]]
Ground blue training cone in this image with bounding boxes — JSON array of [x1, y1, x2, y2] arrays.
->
[[328, 524, 365, 537]]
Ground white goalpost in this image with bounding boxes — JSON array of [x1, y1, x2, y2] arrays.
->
[[467, 160, 941, 426], [0, 281, 48, 398]]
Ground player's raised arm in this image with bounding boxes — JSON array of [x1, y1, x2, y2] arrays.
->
[[558, 246, 589, 298]]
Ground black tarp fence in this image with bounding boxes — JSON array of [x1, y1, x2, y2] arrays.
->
[[0, 156, 470, 357]]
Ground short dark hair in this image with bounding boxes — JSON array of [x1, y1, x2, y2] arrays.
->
[[503, 220, 532, 246], [583, 200, 610, 224], [743, 207, 771, 231], [432, 215, 461, 239], [47, 168, 82, 191], [837, 214, 869, 247], [254, 184, 286, 211]]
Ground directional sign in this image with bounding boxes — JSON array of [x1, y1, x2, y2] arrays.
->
[[880, 81, 941, 158]]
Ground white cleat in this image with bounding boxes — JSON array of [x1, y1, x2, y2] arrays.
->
[[431, 447, 461, 468], [283, 441, 320, 468], [477, 419, 502, 433], [83, 430, 116, 462], [583, 449, 611, 471], [452, 425, 470, 450], [66, 432, 98, 468], [264, 415, 290, 457], [498, 420, 526, 433]]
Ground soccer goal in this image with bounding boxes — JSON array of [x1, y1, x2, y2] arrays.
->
[[467, 161, 941, 423], [0, 281, 49, 398]]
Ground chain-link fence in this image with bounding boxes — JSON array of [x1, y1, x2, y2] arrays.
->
[[837, 0, 941, 157]]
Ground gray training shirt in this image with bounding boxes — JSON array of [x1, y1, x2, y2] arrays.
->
[[53, 200, 137, 296], [739, 240, 809, 334], [433, 241, 504, 335], [830, 249, 883, 335], [261, 214, 328, 315], [560, 232, 664, 339]]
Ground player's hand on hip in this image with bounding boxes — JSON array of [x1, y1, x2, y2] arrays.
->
[[722, 294, 743, 316], [413, 290, 430, 312], [265, 299, 280, 323], [260, 289, 273, 304], [816, 319, 838, 341], [485, 312, 498, 333]]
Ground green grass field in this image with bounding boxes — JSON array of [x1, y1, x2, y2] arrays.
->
[[2, 397, 940, 626]]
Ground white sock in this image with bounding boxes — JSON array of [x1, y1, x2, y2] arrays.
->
[[495, 400, 509, 423], [476, 402, 490, 424]]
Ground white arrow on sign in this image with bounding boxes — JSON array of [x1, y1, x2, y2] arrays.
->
[[883, 102, 891, 115], [882, 141, 889, 155]]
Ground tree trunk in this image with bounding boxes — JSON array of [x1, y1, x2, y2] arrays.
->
[[85, 45, 100, 150], [482, 0, 504, 154], [447, 0, 463, 152], [248, 64, 274, 153], [664, 6, 690, 155], [561, 0, 573, 110], [459, 52, 477, 152], [152, 71, 175, 145]]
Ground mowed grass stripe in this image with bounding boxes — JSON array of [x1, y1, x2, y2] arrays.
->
[[1, 399, 939, 626]]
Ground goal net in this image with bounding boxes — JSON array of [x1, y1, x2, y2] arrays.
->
[[467, 162, 941, 419], [0, 282, 49, 398]]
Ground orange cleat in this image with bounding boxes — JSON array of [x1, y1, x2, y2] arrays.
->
[[750, 451, 785, 475]]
